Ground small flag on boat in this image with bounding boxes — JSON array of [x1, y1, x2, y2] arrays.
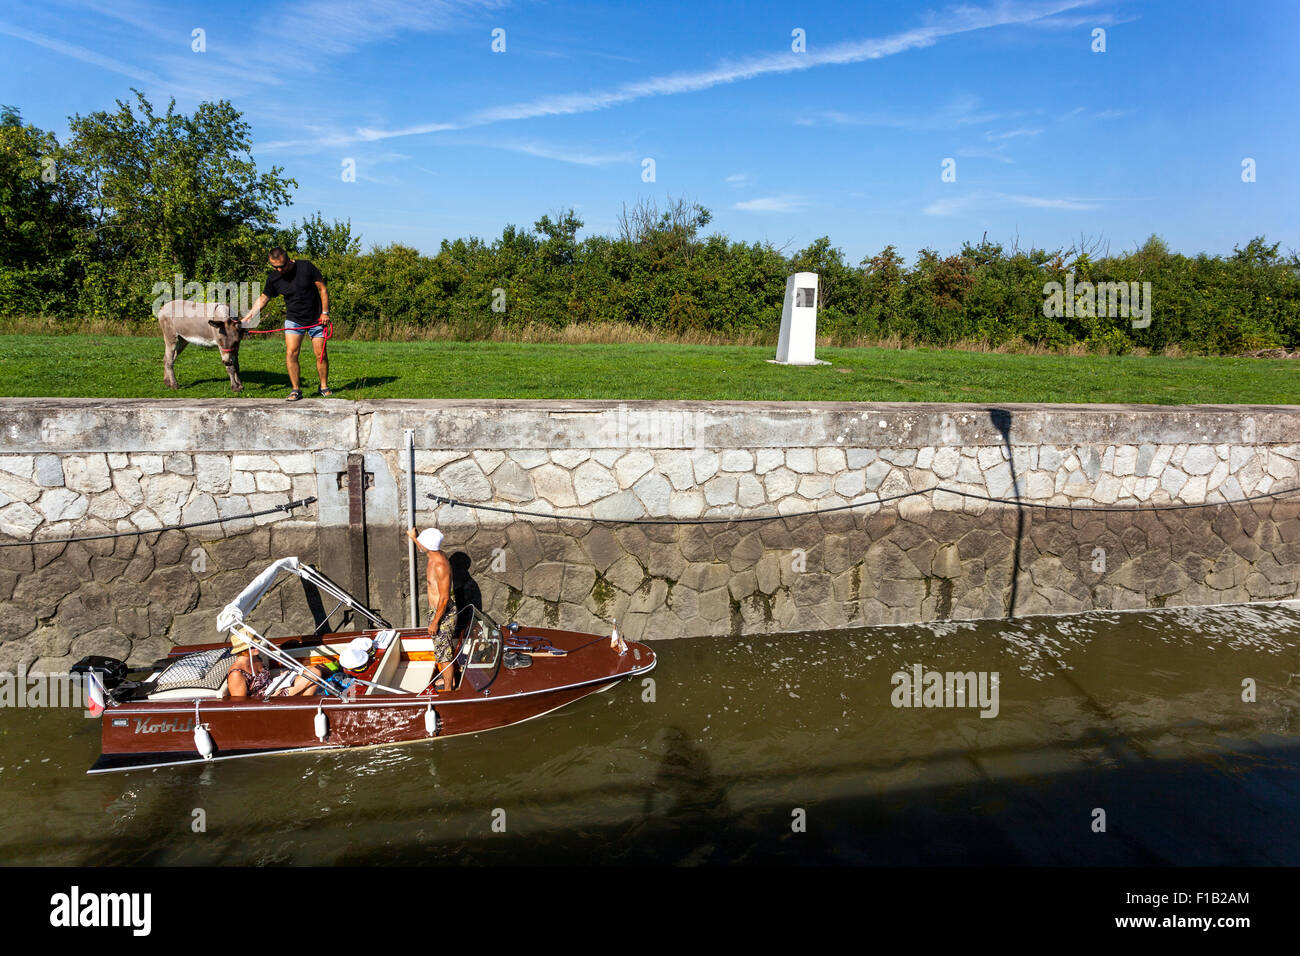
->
[[85, 671, 105, 717], [610, 620, 627, 655]]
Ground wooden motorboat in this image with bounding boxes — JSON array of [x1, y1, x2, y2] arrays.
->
[[82, 558, 655, 774]]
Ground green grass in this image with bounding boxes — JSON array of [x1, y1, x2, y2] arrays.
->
[[1, 333, 1297, 404]]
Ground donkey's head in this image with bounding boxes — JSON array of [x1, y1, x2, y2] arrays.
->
[[208, 317, 245, 353], [208, 317, 246, 391]]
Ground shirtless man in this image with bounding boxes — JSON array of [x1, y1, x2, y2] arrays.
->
[[408, 527, 456, 691]]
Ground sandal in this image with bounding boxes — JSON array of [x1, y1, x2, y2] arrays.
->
[[318, 387, 335, 397], [287, 389, 302, 401]]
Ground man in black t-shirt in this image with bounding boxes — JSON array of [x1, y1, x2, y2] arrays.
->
[[240, 247, 333, 400]]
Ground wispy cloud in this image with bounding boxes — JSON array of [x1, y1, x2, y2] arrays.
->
[[798, 93, 1016, 131], [533, 46, 641, 64], [1028, 11, 1139, 29], [279, 0, 1091, 150], [957, 147, 1017, 164], [986, 127, 1043, 141], [58, 0, 177, 42], [496, 141, 633, 165], [1002, 193, 1098, 210], [341, 151, 416, 185], [923, 194, 982, 217], [0, 18, 163, 85], [734, 195, 810, 213], [924, 189, 1109, 216], [14, 0, 510, 109], [265, 0, 510, 65]]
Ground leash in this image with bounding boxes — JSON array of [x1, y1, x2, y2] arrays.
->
[[243, 317, 335, 341]]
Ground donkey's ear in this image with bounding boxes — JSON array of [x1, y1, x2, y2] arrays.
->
[[208, 319, 224, 327]]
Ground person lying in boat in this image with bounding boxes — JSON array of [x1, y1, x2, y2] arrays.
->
[[282, 640, 375, 697], [408, 526, 457, 692], [226, 631, 371, 698]]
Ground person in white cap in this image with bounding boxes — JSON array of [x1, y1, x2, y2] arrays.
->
[[408, 526, 456, 691], [278, 637, 375, 697]]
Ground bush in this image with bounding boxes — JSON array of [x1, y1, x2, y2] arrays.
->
[[4, 100, 1299, 354]]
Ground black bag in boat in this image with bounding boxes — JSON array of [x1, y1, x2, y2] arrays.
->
[[70, 655, 128, 690]]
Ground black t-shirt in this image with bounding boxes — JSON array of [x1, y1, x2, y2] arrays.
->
[[264, 259, 325, 323]]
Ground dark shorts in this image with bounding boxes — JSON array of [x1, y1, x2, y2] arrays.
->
[[285, 317, 325, 339], [431, 614, 456, 662]]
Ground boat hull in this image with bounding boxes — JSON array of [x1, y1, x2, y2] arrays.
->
[[90, 627, 655, 774]]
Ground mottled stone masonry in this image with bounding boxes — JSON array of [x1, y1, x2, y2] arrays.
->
[[2, 399, 1299, 670]]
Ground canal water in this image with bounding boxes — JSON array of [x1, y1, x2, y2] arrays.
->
[[2, 603, 1299, 865]]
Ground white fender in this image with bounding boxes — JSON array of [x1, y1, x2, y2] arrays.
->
[[424, 703, 439, 737], [314, 704, 329, 741], [193, 704, 215, 758], [194, 725, 215, 759]]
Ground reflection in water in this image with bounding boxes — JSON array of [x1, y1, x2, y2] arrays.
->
[[2, 603, 1300, 865], [645, 726, 729, 819]]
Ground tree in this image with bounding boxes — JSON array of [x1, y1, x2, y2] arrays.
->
[[63, 90, 295, 290], [533, 208, 584, 270], [0, 107, 92, 314], [297, 211, 360, 259]]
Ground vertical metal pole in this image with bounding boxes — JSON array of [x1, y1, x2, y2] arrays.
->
[[405, 428, 418, 628], [345, 454, 370, 617]]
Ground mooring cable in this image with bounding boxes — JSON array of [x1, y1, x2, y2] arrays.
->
[[427, 483, 1300, 525], [0, 496, 318, 547]]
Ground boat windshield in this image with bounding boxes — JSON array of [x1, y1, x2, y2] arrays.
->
[[460, 607, 502, 691], [464, 608, 502, 667]]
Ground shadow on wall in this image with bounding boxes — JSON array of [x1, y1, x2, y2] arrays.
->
[[449, 550, 482, 631], [988, 408, 1024, 619]]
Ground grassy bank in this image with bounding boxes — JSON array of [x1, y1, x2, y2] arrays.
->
[[0, 333, 1296, 404], [0, 314, 1187, 352]]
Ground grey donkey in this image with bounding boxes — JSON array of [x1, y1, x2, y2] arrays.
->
[[157, 299, 248, 391]]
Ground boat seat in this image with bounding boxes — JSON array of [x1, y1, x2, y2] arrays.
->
[[150, 684, 226, 701], [148, 647, 232, 700], [393, 658, 438, 693]]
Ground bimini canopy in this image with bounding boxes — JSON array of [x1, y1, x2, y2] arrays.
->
[[216, 557, 390, 633]]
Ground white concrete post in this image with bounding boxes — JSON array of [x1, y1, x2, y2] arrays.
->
[[772, 272, 827, 365]]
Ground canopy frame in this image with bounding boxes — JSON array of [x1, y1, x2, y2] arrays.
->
[[213, 557, 393, 700], [216, 557, 391, 635]]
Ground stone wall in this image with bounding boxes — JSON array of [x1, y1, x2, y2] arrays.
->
[[2, 399, 1299, 669]]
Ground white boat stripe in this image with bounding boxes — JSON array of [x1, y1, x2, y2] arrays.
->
[[107, 661, 656, 717]]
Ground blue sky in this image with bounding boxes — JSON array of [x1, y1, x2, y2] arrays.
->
[[3, 0, 1297, 262]]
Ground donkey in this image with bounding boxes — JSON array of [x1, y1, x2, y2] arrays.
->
[[157, 300, 247, 391]]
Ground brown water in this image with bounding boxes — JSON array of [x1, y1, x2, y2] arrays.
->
[[2, 603, 1299, 865]]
